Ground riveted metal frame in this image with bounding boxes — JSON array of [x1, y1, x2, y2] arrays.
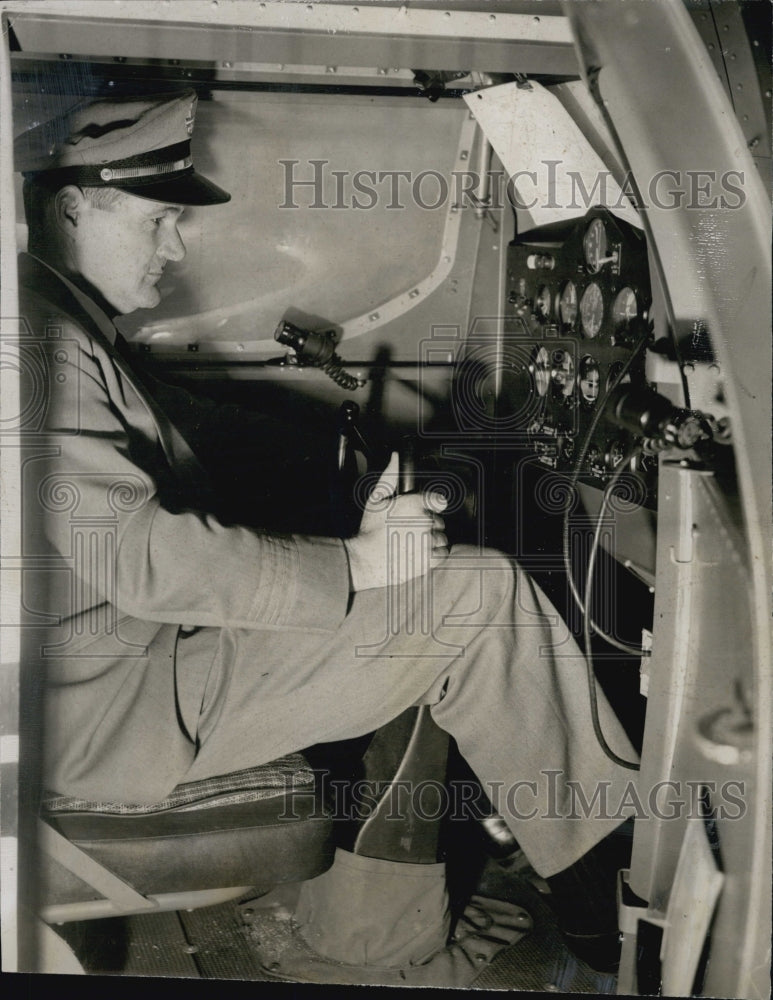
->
[[565, 4, 771, 996], [6, 1, 578, 76]]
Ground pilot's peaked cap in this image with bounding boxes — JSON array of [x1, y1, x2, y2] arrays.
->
[[14, 89, 230, 206]]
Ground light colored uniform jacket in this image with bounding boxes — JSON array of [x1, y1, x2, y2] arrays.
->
[[18, 253, 350, 802]]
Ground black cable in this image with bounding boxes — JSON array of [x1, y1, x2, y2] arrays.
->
[[583, 444, 643, 772], [561, 332, 650, 655], [670, 329, 692, 411], [320, 352, 362, 392]]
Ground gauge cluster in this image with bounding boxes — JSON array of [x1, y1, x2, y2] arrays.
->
[[503, 208, 655, 501]]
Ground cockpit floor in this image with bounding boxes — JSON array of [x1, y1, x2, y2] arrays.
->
[[472, 856, 617, 994], [55, 855, 616, 993]]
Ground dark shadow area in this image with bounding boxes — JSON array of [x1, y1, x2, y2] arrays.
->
[[53, 917, 131, 973]]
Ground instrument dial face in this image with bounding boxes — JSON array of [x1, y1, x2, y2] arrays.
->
[[551, 349, 575, 397], [583, 218, 608, 273], [580, 283, 604, 338], [579, 355, 600, 405], [612, 287, 638, 328], [535, 285, 552, 321], [532, 346, 551, 397], [558, 281, 578, 328]]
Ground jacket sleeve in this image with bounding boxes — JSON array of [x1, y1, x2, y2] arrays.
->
[[34, 327, 351, 633]]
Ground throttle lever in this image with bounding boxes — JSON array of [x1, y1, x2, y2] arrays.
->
[[336, 401, 360, 473], [398, 437, 416, 496]]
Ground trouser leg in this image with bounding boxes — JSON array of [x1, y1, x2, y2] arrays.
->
[[425, 558, 638, 876], [180, 546, 637, 877]]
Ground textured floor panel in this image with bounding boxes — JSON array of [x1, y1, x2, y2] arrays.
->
[[56, 910, 200, 978], [57, 854, 618, 992], [472, 858, 617, 994], [120, 911, 202, 979], [178, 901, 273, 981], [241, 893, 532, 988]]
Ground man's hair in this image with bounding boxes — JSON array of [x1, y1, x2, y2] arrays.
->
[[22, 176, 126, 253]]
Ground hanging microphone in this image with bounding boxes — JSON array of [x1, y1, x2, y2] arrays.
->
[[274, 319, 362, 391]]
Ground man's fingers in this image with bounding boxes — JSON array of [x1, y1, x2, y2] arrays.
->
[[366, 451, 400, 508], [368, 468, 451, 515], [388, 492, 447, 521], [425, 490, 449, 513]]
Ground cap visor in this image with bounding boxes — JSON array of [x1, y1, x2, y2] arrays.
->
[[117, 169, 230, 206]]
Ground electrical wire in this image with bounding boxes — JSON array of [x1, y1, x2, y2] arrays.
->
[[670, 329, 692, 411], [582, 444, 644, 771], [561, 331, 650, 655], [320, 352, 362, 392]]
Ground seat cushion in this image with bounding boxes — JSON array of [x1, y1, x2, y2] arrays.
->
[[44, 753, 316, 815], [42, 755, 335, 900]]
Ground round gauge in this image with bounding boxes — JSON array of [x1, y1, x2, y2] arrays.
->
[[551, 349, 575, 398], [558, 281, 578, 328], [606, 360, 632, 392], [612, 287, 638, 328], [535, 285, 552, 322], [531, 346, 551, 397], [580, 283, 604, 338], [579, 355, 600, 405], [583, 218, 608, 273]]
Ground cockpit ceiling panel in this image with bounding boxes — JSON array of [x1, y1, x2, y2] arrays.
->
[[7, 6, 578, 77]]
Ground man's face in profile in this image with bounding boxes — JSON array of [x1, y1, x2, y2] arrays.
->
[[71, 189, 187, 315]]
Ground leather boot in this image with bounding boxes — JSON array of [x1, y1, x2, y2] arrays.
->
[[545, 819, 633, 972]]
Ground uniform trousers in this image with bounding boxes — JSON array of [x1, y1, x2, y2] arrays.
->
[[175, 547, 637, 878]]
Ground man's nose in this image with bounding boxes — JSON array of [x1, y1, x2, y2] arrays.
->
[[160, 225, 186, 262]]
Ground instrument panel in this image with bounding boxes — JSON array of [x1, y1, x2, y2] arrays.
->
[[501, 207, 655, 503]]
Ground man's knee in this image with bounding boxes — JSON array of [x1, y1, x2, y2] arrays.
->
[[432, 545, 516, 620]]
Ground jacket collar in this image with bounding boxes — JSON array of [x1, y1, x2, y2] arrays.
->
[[18, 252, 119, 347], [18, 252, 212, 495]]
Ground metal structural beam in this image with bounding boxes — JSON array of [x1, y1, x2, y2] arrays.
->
[[4, 1, 578, 76], [564, 3, 770, 997]]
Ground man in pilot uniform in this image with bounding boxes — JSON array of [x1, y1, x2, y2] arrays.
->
[[15, 91, 635, 952]]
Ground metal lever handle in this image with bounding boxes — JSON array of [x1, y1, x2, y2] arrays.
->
[[336, 400, 360, 473]]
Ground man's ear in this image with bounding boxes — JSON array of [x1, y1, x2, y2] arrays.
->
[[53, 185, 87, 234]]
